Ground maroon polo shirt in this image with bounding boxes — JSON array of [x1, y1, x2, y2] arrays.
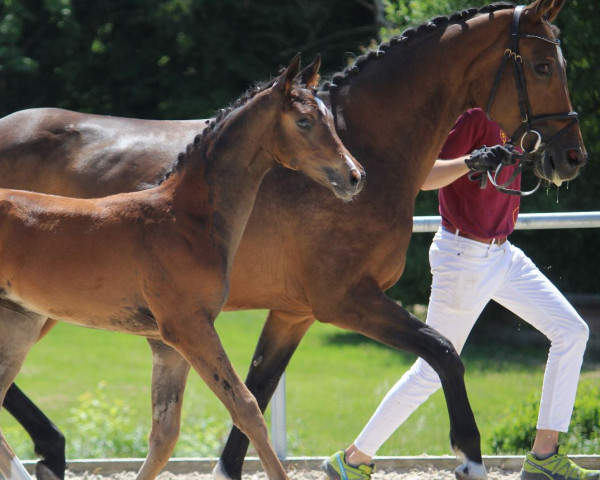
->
[[438, 108, 521, 239]]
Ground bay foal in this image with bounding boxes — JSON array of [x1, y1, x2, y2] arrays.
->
[[0, 54, 364, 480]]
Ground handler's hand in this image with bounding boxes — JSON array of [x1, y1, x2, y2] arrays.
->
[[465, 145, 514, 172]]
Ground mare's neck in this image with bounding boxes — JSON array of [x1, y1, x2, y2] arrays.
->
[[330, 11, 509, 205]]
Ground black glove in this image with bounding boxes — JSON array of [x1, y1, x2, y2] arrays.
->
[[465, 145, 514, 172]]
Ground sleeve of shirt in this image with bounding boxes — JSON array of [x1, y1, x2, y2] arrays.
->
[[438, 109, 488, 160]]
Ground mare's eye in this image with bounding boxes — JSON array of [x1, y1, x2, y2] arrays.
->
[[535, 63, 552, 77], [296, 117, 313, 130]]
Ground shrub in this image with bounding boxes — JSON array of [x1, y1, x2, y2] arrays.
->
[[64, 382, 228, 458], [489, 381, 600, 454], [66, 382, 147, 458]]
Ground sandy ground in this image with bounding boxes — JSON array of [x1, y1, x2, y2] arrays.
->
[[62, 466, 523, 480], [36, 453, 600, 480]]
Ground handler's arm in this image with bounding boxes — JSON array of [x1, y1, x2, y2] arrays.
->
[[421, 156, 469, 191]]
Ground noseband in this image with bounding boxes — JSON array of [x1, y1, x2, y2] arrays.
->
[[485, 5, 579, 196]]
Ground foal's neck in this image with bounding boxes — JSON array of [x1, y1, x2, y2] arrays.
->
[[168, 93, 279, 260]]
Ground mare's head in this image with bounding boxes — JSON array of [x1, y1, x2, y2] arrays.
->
[[268, 54, 365, 201], [486, 0, 586, 186]]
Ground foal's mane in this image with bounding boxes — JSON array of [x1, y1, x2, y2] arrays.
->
[[161, 77, 279, 182], [322, 2, 515, 92]]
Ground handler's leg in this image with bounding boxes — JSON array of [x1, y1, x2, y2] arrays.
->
[[328, 231, 506, 480], [493, 244, 598, 480]]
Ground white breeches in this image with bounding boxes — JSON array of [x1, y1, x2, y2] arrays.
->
[[354, 227, 589, 456]]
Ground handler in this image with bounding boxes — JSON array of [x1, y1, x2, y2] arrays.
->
[[322, 108, 597, 480]]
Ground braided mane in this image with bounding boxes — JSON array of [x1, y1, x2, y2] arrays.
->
[[156, 77, 282, 182], [175, 77, 278, 165], [322, 2, 515, 92]]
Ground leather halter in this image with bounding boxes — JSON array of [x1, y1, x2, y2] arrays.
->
[[485, 5, 579, 196]]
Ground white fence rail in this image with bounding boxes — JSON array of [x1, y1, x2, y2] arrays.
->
[[271, 211, 600, 458]]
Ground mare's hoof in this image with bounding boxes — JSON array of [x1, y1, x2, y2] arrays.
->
[[35, 463, 61, 480], [455, 460, 488, 480], [212, 460, 233, 480]]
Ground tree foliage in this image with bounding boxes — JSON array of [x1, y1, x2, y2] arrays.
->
[[0, 0, 382, 118]]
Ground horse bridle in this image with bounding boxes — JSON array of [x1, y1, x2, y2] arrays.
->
[[485, 5, 579, 196]]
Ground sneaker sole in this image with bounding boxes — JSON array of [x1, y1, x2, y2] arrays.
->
[[521, 469, 561, 480]]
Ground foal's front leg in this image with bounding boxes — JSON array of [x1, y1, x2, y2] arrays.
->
[[136, 340, 190, 480], [157, 314, 288, 480]]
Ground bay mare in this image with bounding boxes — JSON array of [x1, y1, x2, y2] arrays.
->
[[0, 55, 364, 480], [0, 1, 587, 480]]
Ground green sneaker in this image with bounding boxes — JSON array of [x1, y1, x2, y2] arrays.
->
[[521, 451, 600, 480], [321, 451, 374, 480]]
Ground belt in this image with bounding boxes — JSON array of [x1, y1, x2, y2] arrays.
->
[[443, 226, 507, 246]]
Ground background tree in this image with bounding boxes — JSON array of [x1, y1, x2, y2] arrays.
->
[[0, 0, 385, 118]]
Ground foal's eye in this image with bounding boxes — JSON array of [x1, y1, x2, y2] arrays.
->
[[296, 117, 313, 130], [535, 63, 552, 77]]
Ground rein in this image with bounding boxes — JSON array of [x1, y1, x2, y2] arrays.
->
[[485, 5, 579, 196]]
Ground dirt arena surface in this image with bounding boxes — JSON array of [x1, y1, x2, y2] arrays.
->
[[47, 457, 532, 480], [29, 455, 599, 480], [64, 467, 522, 480]]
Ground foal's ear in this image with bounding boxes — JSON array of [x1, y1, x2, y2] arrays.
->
[[525, 0, 566, 22], [298, 54, 321, 91], [275, 52, 302, 96]]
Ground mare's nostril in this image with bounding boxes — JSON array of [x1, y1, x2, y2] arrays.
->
[[567, 149, 581, 167]]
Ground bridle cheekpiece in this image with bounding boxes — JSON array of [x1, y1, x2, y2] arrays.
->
[[485, 5, 579, 196]]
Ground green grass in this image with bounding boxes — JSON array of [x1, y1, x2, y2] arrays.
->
[[1, 309, 598, 459]]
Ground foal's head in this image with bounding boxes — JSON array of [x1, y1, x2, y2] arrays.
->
[[267, 54, 365, 201]]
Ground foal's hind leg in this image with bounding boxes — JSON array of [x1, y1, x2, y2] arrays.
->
[[0, 307, 47, 480], [215, 311, 314, 480], [158, 315, 288, 480], [136, 340, 190, 480]]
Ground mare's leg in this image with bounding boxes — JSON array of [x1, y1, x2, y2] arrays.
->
[[136, 340, 190, 480], [3, 318, 64, 480], [158, 315, 288, 480], [324, 281, 482, 468], [214, 311, 313, 480], [3, 384, 65, 480], [215, 283, 482, 479], [0, 307, 47, 480]]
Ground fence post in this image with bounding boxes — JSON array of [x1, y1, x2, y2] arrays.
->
[[271, 372, 287, 459]]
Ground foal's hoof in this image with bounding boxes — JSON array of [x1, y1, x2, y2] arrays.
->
[[455, 460, 488, 480], [35, 463, 61, 480]]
